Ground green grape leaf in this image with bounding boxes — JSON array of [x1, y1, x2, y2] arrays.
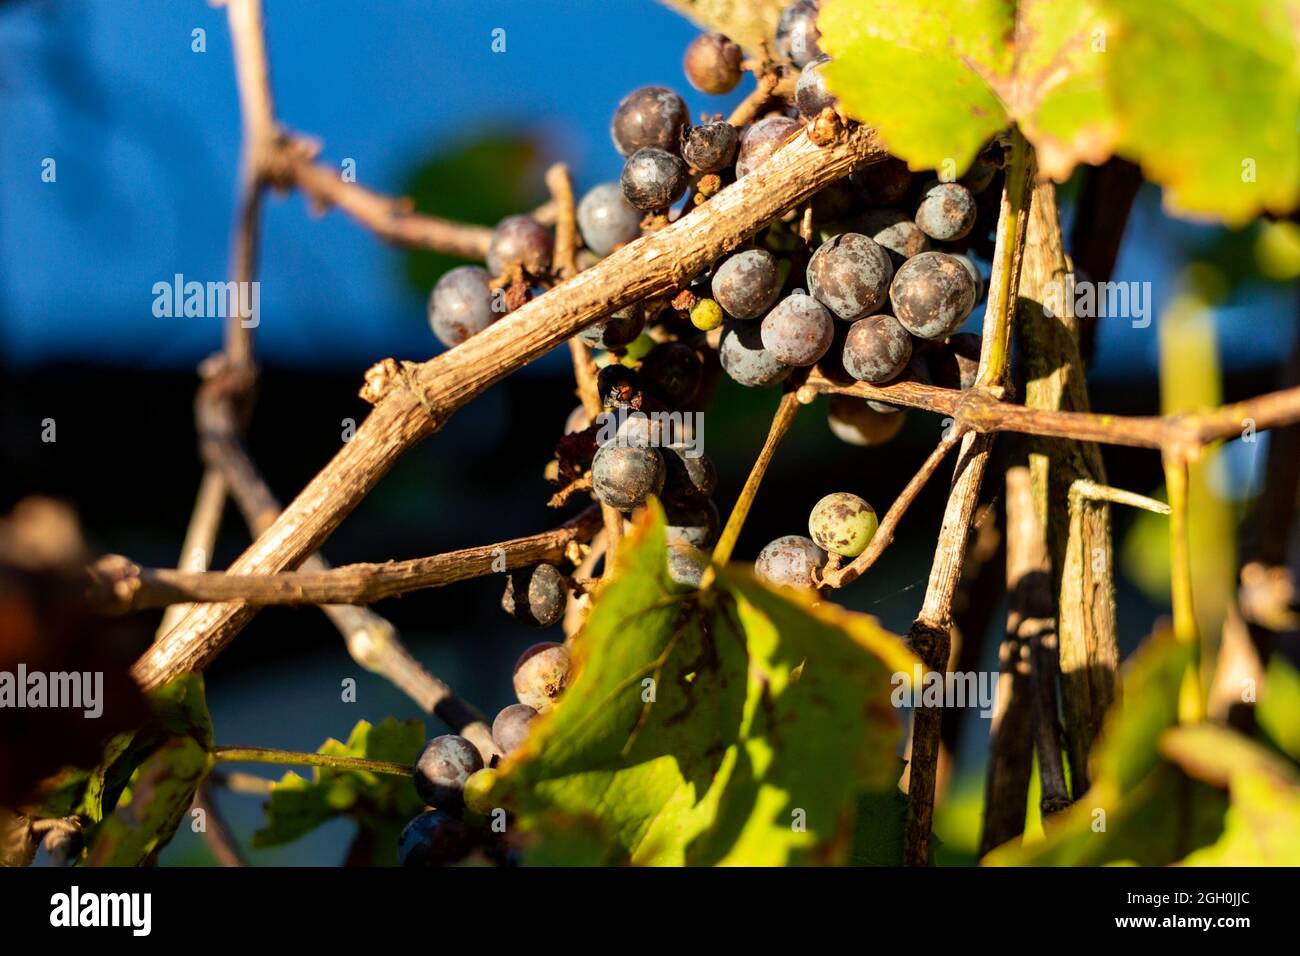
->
[[818, 0, 1300, 224], [254, 718, 426, 865], [489, 504, 917, 866], [1259, 656, 1300, 763], [83, 736, 212, 867], [1180, 769, 1300, 865], [658, 0, 790, 55]]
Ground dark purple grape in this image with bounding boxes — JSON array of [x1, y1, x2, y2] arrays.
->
[[760, 293, 834, 366], [914, 181, 978, 241], [398, 810, 475, 867], [683, 122, 740, 173], [858, 208, 930, 267], [492, 703, 539, 757], [810, 179, 861, 221], [610, 85, 689, 157], [621, 147, 690, 211], [427, 266, 496, 348], [592, 443, 666, 510], [711, 248, 782, 319], [513, 642, 571, 713], [683, 32, 743, 95], [577, 182, 642, 256], [927, 331, 982, 390], [961, 153, 1000, 194], [501, 563, 568, 628], [486, 215, 553, 276], [665, 498, 721, 548], [579, 303, 646, 350], [596, 363, 642, 408], [666, 543, 709, 589], [755, 535, 826, 590], [414, 735, 484, 810], [775, 0, 823, 67], [719, 320, 792, 387], [736, 116, 801, 177], [640, 341, 702, 407], [807, 233, 893, 321], [795, 54, 835, 119], [841, 314, 912, 383], [850, 157, 912, 205], [868, 354, 929, 413], [890, 251, 977, 340], [827, 395, 905, 446], [662, 445, 718, 503]]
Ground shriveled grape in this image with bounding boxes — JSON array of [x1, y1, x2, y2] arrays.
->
[[683, 122, 740, 173]]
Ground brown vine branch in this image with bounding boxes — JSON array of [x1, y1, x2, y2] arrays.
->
[[904, 128, 1036, 867], [132, 123, 893, 692], [88, 508, 601, 613]]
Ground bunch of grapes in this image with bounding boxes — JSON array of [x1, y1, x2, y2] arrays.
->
[[408, 3, 1006, 859]]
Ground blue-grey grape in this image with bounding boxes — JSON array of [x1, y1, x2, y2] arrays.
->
[[501, 563, 568, 628], [719, 320, 792, 387], [592, 442, 665, 510], [755, 535, 826, 590], [398, 810, 475, 867], [513, 642, 571, 713], [683, 122, 739, 173], [611, 86, 689, 157], [577, 182, 643, 256], [889, 251, 977, 340], [760, 293, 834, 366], [486, 215, 553, 275], [621, 147, 689, 211], [736, 116, 801, 177], [578, 303, 645, 350], [775, 0, 823, 67], [841, 313, 912, 383], [427, 266, 496, 348], [914, 181, 978, 241], [711, 248, 782, 320], [807, 233, 893, 321], [491, 703, 538, 757], [795, 54, 835, 119], [413, 734, 484, 809], [683, 32, 744, 95]]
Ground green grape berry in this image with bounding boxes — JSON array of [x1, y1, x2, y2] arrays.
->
[[690, 297, 724, 331], [808, 492, 878, 557]]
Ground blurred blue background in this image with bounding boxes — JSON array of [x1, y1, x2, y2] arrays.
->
[[1, 0, 1297, 866]]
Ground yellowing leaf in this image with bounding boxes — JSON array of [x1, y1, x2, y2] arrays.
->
[[817, 0, 1300, 223], [658, 0, 790, 56], [491, 505, 916, 866]]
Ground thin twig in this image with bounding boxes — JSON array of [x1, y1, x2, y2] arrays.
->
[[212, 746, 411, 778], [89, 508, 601, 611], [709, 388, 802, 572], [817, 429, 963, 588], [192, 782, 246, 867], [904, 128, 1036, 867], [1069, 479, 1170, 515], [1164, 448, 1205, 724], [156, 469, 228, 640]]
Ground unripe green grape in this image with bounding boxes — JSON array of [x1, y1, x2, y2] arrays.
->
[[808, 492, 878, 557], [691, 297, 724, 331]]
